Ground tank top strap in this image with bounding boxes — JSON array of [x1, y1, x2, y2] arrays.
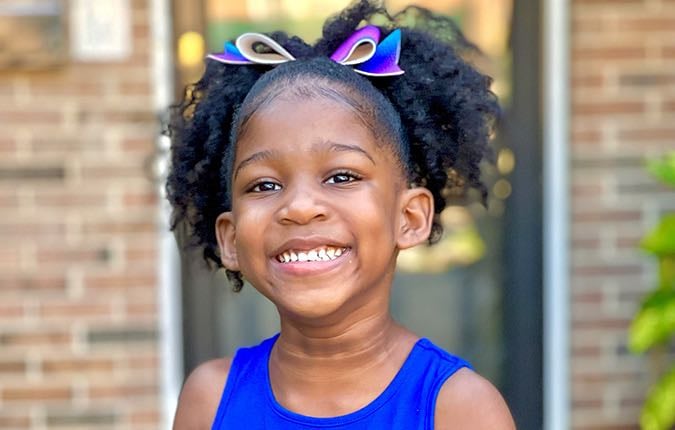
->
[[211, 334, 279, 429], [413, 339, 473, 430]]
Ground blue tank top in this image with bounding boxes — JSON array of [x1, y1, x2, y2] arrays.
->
[[212, 334, 472, 429]]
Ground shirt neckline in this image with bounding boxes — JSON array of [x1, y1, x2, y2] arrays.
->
[[263, 334, 428, 427]]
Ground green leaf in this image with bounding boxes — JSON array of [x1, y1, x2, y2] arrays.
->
[[646, 152, 675, 187], [640, 365, 675, 430], [629, 289, 675, 353], [641, 215, 675, 257]]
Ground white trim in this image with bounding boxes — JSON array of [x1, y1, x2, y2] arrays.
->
[[543, 0, 571, 429], [150, 0, 183, 428]]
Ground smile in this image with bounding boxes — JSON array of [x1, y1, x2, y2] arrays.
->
[[275, 246, 349, 263]]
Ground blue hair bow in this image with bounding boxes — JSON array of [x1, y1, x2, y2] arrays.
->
[[207, 25, 404, 77]]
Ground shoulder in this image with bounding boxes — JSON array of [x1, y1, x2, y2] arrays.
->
[[173, 357, 232, 430], [434, 368, 515, 430]]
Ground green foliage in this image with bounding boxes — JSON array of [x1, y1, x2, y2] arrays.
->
[[640, 366, 675, 430], [629, 289, 675, 353], [641, 215, 675, 259], [628, 152, 675, 430], [646, 153, 675, 188]]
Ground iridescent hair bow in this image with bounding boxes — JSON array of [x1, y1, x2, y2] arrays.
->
[[207, 25, 404, 77]]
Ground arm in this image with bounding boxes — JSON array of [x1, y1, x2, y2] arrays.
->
[[434, 368, 516, 430], [173, 358, 231, 430]]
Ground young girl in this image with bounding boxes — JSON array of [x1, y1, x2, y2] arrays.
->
[[168, 1, 514, 428]]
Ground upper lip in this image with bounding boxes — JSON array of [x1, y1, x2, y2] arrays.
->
[[270, 236, 350, 258]]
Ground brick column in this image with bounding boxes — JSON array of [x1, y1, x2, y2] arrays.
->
[[0, 1, 161, 428], [570, 0, 675, 428]]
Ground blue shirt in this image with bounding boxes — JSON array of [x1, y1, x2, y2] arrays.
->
[[212, 334, 471, 429]]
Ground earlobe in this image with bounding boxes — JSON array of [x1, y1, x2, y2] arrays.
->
[[397, 187, 434, 250], [215, 212, 240, 271]]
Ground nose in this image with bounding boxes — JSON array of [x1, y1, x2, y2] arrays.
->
[[277, 181, 328, 225]]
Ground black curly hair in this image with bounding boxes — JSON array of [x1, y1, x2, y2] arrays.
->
[[166, 0, 500, 291]]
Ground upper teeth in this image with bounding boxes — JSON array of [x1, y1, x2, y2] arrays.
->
[[277, 246, 346, 263]]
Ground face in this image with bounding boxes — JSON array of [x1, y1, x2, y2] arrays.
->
[[216, 89, 433, 322]]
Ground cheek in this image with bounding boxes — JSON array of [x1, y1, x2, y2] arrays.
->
[[232, 206, 270, 265]]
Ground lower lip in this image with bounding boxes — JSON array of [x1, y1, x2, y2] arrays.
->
[[271, 249, 352, 276]]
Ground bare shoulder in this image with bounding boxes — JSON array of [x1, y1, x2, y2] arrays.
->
[[173, 357, 232, 430], [434, 367, 515, 430]]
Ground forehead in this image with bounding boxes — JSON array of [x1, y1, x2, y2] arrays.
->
[[235, 95, 379, 158]]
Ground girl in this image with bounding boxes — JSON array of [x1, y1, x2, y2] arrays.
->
[[168, 1, 514, 428]]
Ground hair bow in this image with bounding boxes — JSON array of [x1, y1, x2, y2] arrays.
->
[[207, 25, 404, 77]]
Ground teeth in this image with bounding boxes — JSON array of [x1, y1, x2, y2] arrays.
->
[[276, 246, 347, 263]]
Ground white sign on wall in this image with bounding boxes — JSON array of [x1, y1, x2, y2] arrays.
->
[[70, 0, 131, 61]]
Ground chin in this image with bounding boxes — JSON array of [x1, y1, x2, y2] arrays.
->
[[270, 284, 355, 322]]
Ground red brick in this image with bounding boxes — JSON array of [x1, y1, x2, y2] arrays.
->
[[618, 127, 675, 140], [573, 101, 645, 116], [40, 301, 112, 319], [83, 273, 156, 291], [0, 110, 62, 124], [129, 409, 160, 425], [2, 386, 71, 402], [34, 190, 107, 207], [0, 360, 26, 374], [0, 221, 67, 239], [572, 128, 603, 146], [0, 331, 71, 347], [574, 46, 646, 61], [576, 0, 643, 3], [0, 414, 30, 429], [0, 304, 24, 318], [126, 301, 157, 317], [573, 210, 642, 223], [1, 275, 67, 294], [82, 220, 156, 235], [88, 383, 157, 399], [42, 358, 114, 375], [572, 74, 606, 89], [122, 190, 157, 207], [573, 264, 643, 276], [618, 17, 675, 32]]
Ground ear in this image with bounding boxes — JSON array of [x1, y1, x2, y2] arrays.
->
[[397, 187, 434, 250], [215, 212, 240, 271]]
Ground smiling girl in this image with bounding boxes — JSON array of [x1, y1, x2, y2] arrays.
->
[[168, 1, 514, 428]]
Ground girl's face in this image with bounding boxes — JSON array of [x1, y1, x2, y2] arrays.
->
[[216, 90, 433, 322]]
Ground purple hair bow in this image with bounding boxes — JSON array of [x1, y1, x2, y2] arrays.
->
[[207, 25, 404, 77]]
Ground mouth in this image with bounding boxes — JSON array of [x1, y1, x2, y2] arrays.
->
[[275, 245, 350, 264]]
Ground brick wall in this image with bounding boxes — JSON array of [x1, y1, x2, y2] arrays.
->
[[0, 1, 161, 429], [570, 0, 675, 428]]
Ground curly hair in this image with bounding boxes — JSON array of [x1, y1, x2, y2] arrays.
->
[[166, 0, 500, 291]]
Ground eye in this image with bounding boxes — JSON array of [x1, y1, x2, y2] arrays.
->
[[249, 181, 281, 193], [325, 171, 362, 184]]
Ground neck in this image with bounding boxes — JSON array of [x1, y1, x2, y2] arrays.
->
[[268, 302, 419, 416], [276, 306, 400, 363]]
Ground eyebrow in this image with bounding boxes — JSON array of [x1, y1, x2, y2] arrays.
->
[[233, 141, 375, 179], [325, 141, 376, 165], [233, 149, 277, 179]]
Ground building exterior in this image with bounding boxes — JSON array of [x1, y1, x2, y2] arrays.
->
[[0, 1, 162, 428], [0, 0, 673, 429], [570, 0, 675, 427]]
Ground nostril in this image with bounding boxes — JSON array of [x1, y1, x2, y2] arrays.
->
[[278, 190, 328, 225]]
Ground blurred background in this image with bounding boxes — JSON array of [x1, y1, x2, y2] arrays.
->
[[1, 0, 674, 429]]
